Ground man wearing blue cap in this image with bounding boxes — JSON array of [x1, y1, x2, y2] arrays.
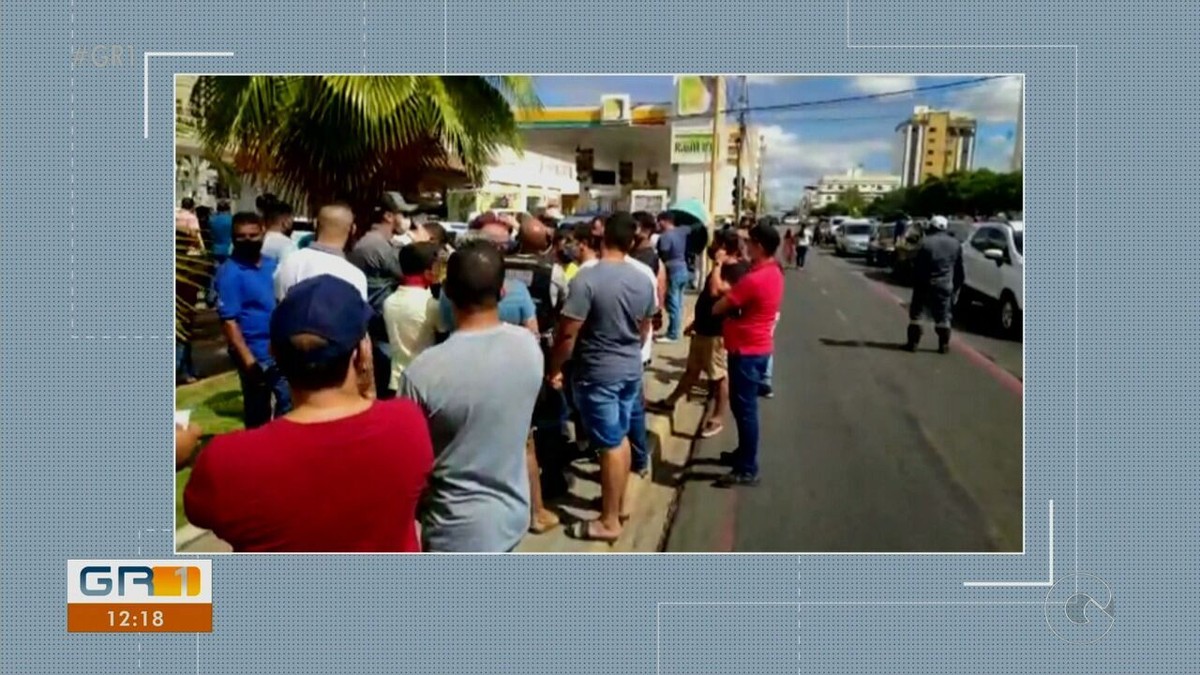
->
[[185, 274, 434, 552]]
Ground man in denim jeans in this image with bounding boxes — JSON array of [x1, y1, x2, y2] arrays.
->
[[712, 222, 784, 487], [655, 211, 691, 343], [548, 212, 656, 543]]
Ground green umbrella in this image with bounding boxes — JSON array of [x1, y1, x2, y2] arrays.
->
[[667, 197, 709, 227], [668, 197, 712, 255]]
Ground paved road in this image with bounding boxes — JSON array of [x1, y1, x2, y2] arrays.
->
[[840, 255, 1024, 379], [665, 248, 1023, 553]]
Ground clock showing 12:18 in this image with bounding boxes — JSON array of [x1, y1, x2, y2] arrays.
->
[[107, 609, 164, 628]]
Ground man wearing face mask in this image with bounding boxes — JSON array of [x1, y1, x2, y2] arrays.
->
[[554, 227, 581, 281], [213, 212, 292, 428]]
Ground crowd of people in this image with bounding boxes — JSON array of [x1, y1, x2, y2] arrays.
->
[[173, 194, 786, 552]]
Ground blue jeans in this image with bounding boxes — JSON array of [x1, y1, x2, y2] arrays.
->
[[574, 377, 642, 450], [628, 381, 650, 472], [728, 353, 771, 476], [763, 355, 774, 389], [665, 266, 689, 340]]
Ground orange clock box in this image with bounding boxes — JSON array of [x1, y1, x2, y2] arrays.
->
[[67, 603, 212, 632], [67, 560, 213, 634]]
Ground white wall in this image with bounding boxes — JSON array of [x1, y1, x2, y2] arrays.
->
[[485, 148, 579, 194], [671, 163, 745, 217]]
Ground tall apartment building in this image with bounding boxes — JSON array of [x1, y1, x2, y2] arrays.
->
[[895, 106, 977, 187]]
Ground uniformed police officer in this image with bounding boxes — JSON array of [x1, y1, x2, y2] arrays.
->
[[904, 215, 965, 354], [505, 216, 574, 501]]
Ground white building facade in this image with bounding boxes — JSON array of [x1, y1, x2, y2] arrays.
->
[[812, 167, 901, 207], [477, 147, 581, 213]]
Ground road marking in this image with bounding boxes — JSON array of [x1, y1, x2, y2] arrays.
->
[[819, 287, 828, 296], [835, 309, 848, 323], [859, 276, 1022, 397]]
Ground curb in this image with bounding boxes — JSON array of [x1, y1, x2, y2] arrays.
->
[[654, 405, 706, 552], [174, 524, 209, 549]]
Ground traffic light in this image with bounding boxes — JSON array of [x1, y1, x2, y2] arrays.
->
[[732, 176, 745, 204]]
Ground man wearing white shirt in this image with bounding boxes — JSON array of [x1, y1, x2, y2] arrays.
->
[[273, 203, 368, 301], [260, 201, 298, 261]]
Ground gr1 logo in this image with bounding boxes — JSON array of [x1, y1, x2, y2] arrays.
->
[[80, 565, 201, 598], [67, 560, 212, 633]]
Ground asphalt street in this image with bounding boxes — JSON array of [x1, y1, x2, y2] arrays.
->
[[665, 247, 1024, 553]]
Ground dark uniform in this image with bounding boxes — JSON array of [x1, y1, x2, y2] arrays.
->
[[905, 226, 965, 353], [504, 251, 564, 344], [504, 251, 573, 499]]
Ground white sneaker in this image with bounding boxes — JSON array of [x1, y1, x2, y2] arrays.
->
[[655, 336, 677, 344]]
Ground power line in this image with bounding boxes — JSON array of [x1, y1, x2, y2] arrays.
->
[[603, 75, 1010, 127]]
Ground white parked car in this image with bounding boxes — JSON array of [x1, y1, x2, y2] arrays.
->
[[834, 219, 874, 257], [959, 221, 1024, 338]]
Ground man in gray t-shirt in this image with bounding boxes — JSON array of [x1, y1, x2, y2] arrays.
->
[[562, 259, 656, 385], [399, 240, 543, 552], [548, 212, 655, 544]]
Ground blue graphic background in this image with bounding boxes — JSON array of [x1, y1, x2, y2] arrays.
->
[[1, 0, 1194, 673]]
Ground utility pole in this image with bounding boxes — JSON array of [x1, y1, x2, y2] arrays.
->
[[734, 75, 747, 217], [755, 134, 765, 218]]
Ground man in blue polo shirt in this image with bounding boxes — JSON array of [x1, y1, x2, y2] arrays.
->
[[213, 211, 292, 428]]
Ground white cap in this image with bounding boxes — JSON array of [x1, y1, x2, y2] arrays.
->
[[930, 215, 949, 230]]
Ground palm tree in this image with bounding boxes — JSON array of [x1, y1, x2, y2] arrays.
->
[[175, 75, 539, 346], [187, 75, 540, 213]]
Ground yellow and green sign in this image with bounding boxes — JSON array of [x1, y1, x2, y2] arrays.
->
[[675, 75, 715, 117], [671, 126, 716, 164]]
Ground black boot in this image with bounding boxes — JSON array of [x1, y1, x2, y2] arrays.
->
[[935, 326, 951, 354], [904, 324, 922, 352]]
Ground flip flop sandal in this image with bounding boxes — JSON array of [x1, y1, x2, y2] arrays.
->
[[528, 513, 561, 534], [567, 520, 619, 544], [699, 423, 724, 439]]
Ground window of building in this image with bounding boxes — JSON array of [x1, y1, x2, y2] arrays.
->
[[927, 149, 934, 155], [928, 128, 937, 133]]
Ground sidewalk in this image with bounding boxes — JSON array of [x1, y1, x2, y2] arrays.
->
[[177, 296, 704, 554], [517, 312, 704, 553]]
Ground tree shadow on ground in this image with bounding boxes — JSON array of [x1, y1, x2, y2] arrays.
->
[[862, 268, 905, 286], [645, 366, 681, 385], [203, 390, 244, 421], [819, 337, 910, 351]]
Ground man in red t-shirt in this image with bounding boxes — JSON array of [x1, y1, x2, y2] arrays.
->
[[184, 275, 434, 552], [712, 222, 784, 487]]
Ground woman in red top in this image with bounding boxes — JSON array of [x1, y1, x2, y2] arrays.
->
[[711, 222, 785, 487]]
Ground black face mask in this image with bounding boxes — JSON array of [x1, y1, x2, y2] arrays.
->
[[232, 240, 263, 261]]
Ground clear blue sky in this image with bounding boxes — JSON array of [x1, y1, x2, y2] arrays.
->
[[529, 75, 1021, 208]]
